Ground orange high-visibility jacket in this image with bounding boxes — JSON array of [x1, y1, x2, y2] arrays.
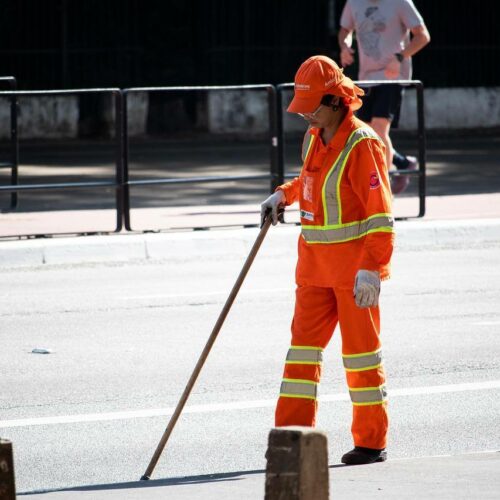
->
[[278, 109, 395, 288]]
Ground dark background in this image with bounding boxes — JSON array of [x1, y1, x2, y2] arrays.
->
[[1, 0, 498, 90]]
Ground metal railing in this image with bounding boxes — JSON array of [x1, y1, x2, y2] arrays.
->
[[277, 80, 426, 218], [122, 85, 279, 231], [0, 77, 19, 210], [0, 80, 426, 238], [0, 88, 125, 233]]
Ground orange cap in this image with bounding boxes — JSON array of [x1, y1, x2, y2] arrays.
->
[[287, 55, 365, 113]]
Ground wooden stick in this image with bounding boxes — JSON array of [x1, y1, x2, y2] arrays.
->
[[141, 216, 273, 480]]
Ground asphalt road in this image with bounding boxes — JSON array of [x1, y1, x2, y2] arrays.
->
[[1, 239, 500, 493]]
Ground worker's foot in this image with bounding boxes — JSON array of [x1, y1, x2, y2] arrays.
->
[[391, 155, 417, 194], [341, 446, 387, 465]]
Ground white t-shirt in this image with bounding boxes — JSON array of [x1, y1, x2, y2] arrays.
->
[[340, 0, 424, 81]]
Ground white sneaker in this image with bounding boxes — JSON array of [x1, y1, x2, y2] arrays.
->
[[391, 155, 417, 194]]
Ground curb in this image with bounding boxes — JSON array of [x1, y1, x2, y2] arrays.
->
[[1, 218, 499, 269]]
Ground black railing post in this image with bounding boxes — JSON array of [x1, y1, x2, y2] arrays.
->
[[0, 76, 18, 210], [416, 82, 426, 217], [114, 89, 124, 232], [274, 85, 285, 192], [267, 85, 282, 193], [9, 78, 18, 210], [122, 90, 131, 231]]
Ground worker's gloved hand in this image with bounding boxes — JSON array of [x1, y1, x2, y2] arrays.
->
[[353, 270, 381, 308], [260, 190, 286, 226]]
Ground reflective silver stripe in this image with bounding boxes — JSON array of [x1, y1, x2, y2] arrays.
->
[[301, 130, 315, 163], [302, 216, 393, 244], [349, 385, 388, 405], [301, 127, 393, 244], [323, 128, 379, 225], [280, 379, 317, 399], [343, 350, 383, 371], [286, 347, 323, 364]]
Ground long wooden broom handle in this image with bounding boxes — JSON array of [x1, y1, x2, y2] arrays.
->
[[141, 215, 273, 480]]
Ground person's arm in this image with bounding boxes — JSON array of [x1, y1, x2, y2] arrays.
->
[[276, 178, 299, 206], [349, 138, 394, 308], [338, 1, 355, 67], [348, 139, 394, 274], [385, 24, 430, 78], [400, 24, 431, 59], [261, 177, 300, 226], [338, 26, 355, 67]]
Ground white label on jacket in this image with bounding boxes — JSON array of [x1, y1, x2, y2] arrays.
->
[[300, 210, 315, 221]]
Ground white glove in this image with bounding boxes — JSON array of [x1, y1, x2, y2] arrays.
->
[[353, 270, 381, 308], [260, 190, 286, 226]]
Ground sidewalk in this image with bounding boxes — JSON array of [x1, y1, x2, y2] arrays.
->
[[2, 192, 500, 238], [19, 451, 500, 499]]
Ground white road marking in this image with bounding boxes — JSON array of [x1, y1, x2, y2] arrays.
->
[[1, 380, 499, 429], [120, 287, 293, 300], [472, 321, 500, 326]]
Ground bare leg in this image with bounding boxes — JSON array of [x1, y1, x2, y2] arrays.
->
[[369, 117, 393, 170]]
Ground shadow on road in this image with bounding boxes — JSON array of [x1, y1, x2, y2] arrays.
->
[[19, 468, 266, 495], [19, 463, 348, 495]]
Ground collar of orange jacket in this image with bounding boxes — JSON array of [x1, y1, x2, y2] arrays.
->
[[308, 108, 358, 151]]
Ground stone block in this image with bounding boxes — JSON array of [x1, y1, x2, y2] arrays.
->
[[0, 439, 16, 500], [265, 427, 329, 500]]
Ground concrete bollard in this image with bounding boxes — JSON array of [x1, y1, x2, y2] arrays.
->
[[0, 439, 16, 500], [265, 427, 329, 500]]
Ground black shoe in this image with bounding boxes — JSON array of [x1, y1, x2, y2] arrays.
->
[[341, 446, 387, 465]]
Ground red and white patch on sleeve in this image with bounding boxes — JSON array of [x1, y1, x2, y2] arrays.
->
[[369, 171, 381, 189]]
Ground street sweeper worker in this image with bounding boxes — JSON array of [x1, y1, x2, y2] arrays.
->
[[261, 55, 394, 465]]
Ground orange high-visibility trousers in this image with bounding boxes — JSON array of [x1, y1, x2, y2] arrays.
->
[[275, 285, 388, 450]]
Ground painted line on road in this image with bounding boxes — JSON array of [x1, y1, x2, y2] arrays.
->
[[120, 287, 293, 300], [1, 380, 499, 429]]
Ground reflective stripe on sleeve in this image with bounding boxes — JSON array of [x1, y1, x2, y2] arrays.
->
[[349, 385, 388, 406], [280, 378, 318, 400], [286, 346, 323, 365], [343, 349, 383, 372]]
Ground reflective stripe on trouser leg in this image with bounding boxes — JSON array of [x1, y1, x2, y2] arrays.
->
[[280, 378, 318, 399], [343, 349, 383, 372], [276, 347, 323, 427], [276, 352, 322, 427], [286, 345, 323, 364], [349, 385, 387, 406], [276, 286, 338, 428], [335, 287, 388, 449]]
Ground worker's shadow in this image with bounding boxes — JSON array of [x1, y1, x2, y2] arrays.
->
[[20, 464, 346, 495]]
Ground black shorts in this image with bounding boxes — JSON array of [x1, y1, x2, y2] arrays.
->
[[356, 84, 404, 128]]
